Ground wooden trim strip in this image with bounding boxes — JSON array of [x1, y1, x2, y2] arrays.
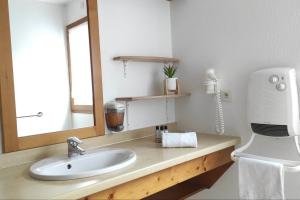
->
[[116, 93, 191, 102], [66, 29, 73, 117], [18, 127, 97, 150], [67, 17, 88, 30], [0, 0, 19, 152], [113, 56, 180, 63], [87, 0, 105, 135], [87, 146, 234, 200], [71, 105, 93, 114]]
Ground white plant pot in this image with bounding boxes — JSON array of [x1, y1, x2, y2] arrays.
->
[[166, 78, 178, 91]]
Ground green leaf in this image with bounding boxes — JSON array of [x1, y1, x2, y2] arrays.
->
[[163, 64, 177, 78]]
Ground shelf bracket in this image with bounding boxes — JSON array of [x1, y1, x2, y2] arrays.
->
[[125, 101, 130, 130], [122, 60, 128, 78]]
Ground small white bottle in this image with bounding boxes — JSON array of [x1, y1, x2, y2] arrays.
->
[[164, 125, 168, 133]]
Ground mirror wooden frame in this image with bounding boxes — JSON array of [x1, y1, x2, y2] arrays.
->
[[0, 0, 105, 153]]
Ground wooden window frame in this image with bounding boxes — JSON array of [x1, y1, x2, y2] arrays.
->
[[0, 0, 105, 153], [66, 17, 93, 114]]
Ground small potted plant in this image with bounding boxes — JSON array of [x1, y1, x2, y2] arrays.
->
[[164, 64, 177, 91]]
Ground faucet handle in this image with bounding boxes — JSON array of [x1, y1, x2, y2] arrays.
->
[[67, 137, 83, 146]]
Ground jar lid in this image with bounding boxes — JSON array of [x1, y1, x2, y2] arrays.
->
[[105, 101, 125, 110]]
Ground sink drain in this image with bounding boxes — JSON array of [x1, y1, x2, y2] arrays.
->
[[67, 164, 72, 170]]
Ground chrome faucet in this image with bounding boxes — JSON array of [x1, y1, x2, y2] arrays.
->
[[67, 137, 85, 158]]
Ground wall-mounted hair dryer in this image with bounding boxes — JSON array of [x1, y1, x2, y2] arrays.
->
[[203, 69, 225, 134], [245, 67, 300, 156], [248, 68, 300, 137]]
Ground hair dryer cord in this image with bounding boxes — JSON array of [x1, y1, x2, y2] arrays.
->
[[215, 84, 225, 134]]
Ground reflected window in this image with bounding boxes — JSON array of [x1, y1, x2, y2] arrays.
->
[[67, 19, 93, 114]]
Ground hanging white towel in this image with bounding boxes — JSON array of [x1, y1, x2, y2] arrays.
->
[[162, 132, 198, 148], [239, 157, 285, 200]]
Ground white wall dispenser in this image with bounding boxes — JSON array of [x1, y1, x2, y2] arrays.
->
[[232, 67, 300, 172]]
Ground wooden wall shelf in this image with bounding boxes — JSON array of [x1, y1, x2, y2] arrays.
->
[[113, 56, 179, 63], [116, 93, 191, 102]]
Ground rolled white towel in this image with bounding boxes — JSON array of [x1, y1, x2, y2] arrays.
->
[[162, 132, 198, 148]]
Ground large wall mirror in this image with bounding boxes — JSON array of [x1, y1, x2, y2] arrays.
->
[[0, 0, 105, 153]]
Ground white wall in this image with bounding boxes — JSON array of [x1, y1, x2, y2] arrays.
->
[[99, 0, 175, 131], [65, 0, 87, 24], [171, 0, 300, 199], [66, 0, 175, 132]]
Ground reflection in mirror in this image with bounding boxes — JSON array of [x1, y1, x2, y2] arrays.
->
[[8, 0, 94, 137], [67, 18, 94, 128]]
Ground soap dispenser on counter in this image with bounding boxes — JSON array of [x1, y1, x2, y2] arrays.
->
[[105, 101, 125, 132]]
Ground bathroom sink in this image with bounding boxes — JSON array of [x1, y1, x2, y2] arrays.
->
[[29, 148, 136, 181]]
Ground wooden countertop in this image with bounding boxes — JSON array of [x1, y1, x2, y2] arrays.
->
[[0, 133, 240, 200]]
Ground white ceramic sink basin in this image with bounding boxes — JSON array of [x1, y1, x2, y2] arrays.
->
[[30, 148, 136, 181]]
